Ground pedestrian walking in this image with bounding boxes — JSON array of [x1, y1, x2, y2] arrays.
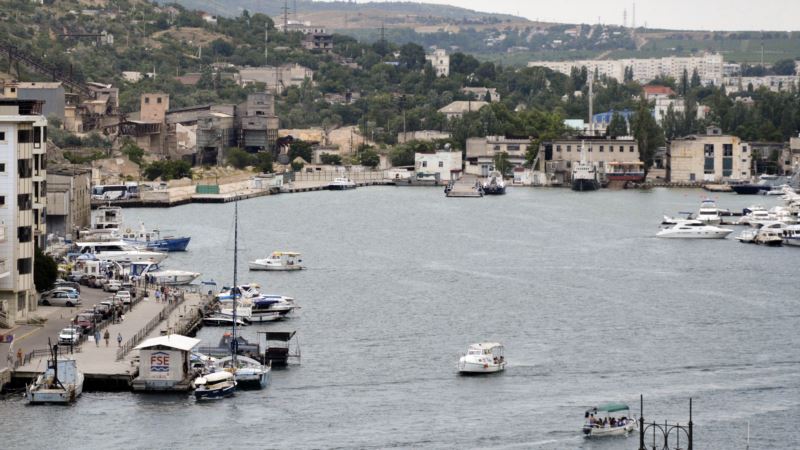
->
[[155, 289, 161, 303], [16, 347, 23, 365], [104, 329, 110, 347], [94, 330, 101, 347], [117, 332, 123, 347]]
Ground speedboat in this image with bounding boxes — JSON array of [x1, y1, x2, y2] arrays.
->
[[735, 229, 757, 243], [328, 177, 356, 190], [656, 220, 733, 239], [26, 347, 84, 404], [782, 224, 800, 247], [582, 403, 638, 437], [250, 296, 297, 322], [193, 370, 236, 400], [661, 212, 694, 225], [754, 228, 784, 246], [482, 170, 506, 195], [121, 223, 191, 252], [128, 262, 200, 285], [738, 206, 771, 226], [249, 251, 304, 271], [457, 343, 506, 374], [73, 241, 167, 264], [696, 199, 722, 225], [202, 315, 248, 327], [215, 356, 271, 390]]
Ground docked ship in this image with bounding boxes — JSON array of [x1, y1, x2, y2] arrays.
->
[[482, 170, 506, 195], [605, 162, 646, 183], [571, 161, 600, 191]]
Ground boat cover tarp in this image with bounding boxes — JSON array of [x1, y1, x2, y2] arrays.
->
[[594, 402, 630, 413]]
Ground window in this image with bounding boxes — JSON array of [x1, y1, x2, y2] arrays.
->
[[704, 144, 714, 158], [18, 226, 31, 243], [157, 97, 162, 104], [723, 143, 733, 157], [493, 145, 501, 151], [566, 145, 571, 152], [556, 145, 562, 152], [588, 146, 592, 152], [17, 257, 32, 275], [722, 157, 733, 177], [629, 146, 634, 153], [422, 161, 427, 167], [18, 159, 31, 178], [599, 145, 604, 152], [17, 129, 32, 143], [33, 126, 41, 148], [438, 161, 443, 168], [0, 195, 4, 206], [742, 146, 748, 153], [0, 162, 5, 173], [18, 194, 31, 210], [145, 97, 150, 104], [609, 146, 614, 153], [0, 131, 5, 141], [507, 145, 520, 151]]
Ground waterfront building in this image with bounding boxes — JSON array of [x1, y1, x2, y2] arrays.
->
[[528, 53, 724, 85], [438, 101, 488, 120], [465, 136, 530, 176], [0, 98, 47, 326], [132, 335, 201, 392], [45, 166, 91, 240], [415, 150, 462, 182], [668, 126, 752, 183], [426, 48, 450, 77], [539, 136, 640, 184]]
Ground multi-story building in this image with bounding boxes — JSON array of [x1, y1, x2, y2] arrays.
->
[[528, 53, 724, 85], [438, 101, 488, 120], [238, 92, 279, 153], [465, 136, 530, 176], [426, 48, 450, 77], [302, 33, 333, 53], [46, 166, 91, 240], [236, 64, 314, 93], [722, 75, 800, 93], [0, 98, 47, 325], [415, 150, 462, 183], [668, 127, 752, 183], [539, 137, 640, 184]]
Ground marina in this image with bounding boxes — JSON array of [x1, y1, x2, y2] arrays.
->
[[2, 187, 799, 448]]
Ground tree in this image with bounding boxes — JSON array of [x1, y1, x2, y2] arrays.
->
[[34, 247, 58, 292], [225, 147, 254, 169], [320, 153, 342, 165], [289, 140, 313, 163], [144, 160, 192, 181], [493, 151, 511, 176], [679, 69, 689, 96], [359, 148, 380, 168], [398, 43, 425, 70], [254, 152, 273, 173], [606, 112, 628, 137], [690, 68, 701, 88], [630, 99, 665, 173], [120, 140, 145, 166], [772, 59, 797, 75]]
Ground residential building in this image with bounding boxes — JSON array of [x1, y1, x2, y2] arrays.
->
[[539, 137, 639, 184], [415, 150, 462, 182], [14, 82, 66, 121], [426, 48, 450, 77], [642, 85, 675, 101], [462, 87, 500, 102], [668, 126, 752, 183], [397, 130, 452, 144], [275, 20, 327, 34], [0, 98, 47, 325], [45, 166, 91, 239], [302, 33, 333, 53], [438, 101, 488, 120], [528, 53, 724, 85], [236, 64, 314, 93], [465, 136, 530, 176], [722, 75, 800, 93]]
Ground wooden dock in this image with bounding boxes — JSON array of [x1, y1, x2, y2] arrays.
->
[[446, 175, 484, 198], [12, 287, 213, 390]]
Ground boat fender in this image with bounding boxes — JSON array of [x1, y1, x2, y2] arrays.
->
[[483, 363, 488, 368], [125, 228, 132, 234]]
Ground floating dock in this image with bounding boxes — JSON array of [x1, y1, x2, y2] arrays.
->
[[446, 175, 484, 198]]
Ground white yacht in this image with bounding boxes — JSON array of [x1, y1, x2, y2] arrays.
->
[[74, 241, 168, 264], [782, 224, 800, 247], [27, 352, 84, 404], [214, 355, 271, 390], [457, 343, 506, 374], [79, 205, 123, 240], [249, 251, 304, 271], [656, 221, 733, 239], [328, 177, 356, 190], [737, 206, 771, 226], [734, 229, 758, 243], [696, 199, 722, 225], [128, 261, 200, 285]]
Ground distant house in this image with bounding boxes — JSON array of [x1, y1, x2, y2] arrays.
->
[[237, 64, 313, 93], [461, 87, 500, 102], [643, 85, 675, 101], [425, 48, 450, 77], [415, 150, 462, 183], [438, 101, 488, 120]]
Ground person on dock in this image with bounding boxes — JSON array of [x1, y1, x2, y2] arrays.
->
[[104, 329, 110, 347], [155, 289, 161, 303], [117, 332, 122, 347], [16, 347, 22, 365], [94, 330, 101, 347]]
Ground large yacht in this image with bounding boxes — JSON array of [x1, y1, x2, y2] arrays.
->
[[74, 241, 168, 264], [696, 199, 722, 225], [656, 220, 734, 239]]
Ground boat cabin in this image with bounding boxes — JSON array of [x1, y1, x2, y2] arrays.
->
[[258, 331, 300, 367]]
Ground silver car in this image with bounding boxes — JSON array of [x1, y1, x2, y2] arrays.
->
[[40, 290, 81, 307]]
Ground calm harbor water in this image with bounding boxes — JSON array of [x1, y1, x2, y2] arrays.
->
[[2, 187, 799, 449]]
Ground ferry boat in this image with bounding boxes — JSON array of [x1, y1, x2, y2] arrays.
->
[[121, 224, 191, 252], [457, 343, 506, 374], [249, 251, 304, 271], [782, 224, 800, 247], [582, 403, 638, 437], [26, 345, 84, 404], [605, 161, 645, 182], [482, 170, 506, 195], [328, 177, 357, 190]]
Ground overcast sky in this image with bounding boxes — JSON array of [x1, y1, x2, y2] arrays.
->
[[360, 0, 799, 31]]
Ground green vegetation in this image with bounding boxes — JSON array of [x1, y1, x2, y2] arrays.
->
[[144, 160, 192, 181], [34, 247, 58, 292], [493, 152, 511, 176], [358, 148, 380, 168], [320, 154, 342, 165], [120, 139, 145, 166], [225, 148, 273, 173], [630, 98, 665, 173]]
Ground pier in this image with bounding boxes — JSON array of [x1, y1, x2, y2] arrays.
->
[[11, 285, 214, 390], [445, 174, 484, 198]]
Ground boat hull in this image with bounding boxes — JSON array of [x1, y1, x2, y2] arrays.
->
[[146, 237, 191, 252], [731, 184, 765, 195], [571, 179, 600, 192], [26, 372, 84, 404], [248, 263, 304, 271], [583, 422, 637, 437], [328, 184, 356, 190], [483, 185, 506, 195], [194, 383, 236, 400], [235, 370, 271, 390], [457, 360, 505, 374], [656, 231, 732, 239], [606, 173, 645, 182]]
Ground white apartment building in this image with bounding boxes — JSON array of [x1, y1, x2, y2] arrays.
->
[[426, 48, 450, 77], [722, 75, 800, 93], [0, 99, 47, 326], [415, 150, 462, 182], [528, 53, 724, 85]]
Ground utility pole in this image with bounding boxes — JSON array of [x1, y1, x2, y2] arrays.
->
[[265, 28, 268, 64], [588, 73, 594, 136], [282, 0, 289, 34]]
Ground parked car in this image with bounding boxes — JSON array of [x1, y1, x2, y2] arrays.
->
[[120, 282, 137, 297], [58, 327, 82, 346], [103, 280, 121, 292], [42, 286, 79, 297], [73, 313, 96, 334], [80, 309, 103, 323], [115, 290, 132, 305], [54, 280, 81, 293], [40, 290, 81, 307]]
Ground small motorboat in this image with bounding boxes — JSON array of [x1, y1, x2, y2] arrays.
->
[[328, 177, 356, 190], [202, 315, 248, 327], [661, 212, 694, 225], [656, 221, 733, 239], [249, 252, 304, 271], [26, 344, 84, 404], [128, 262, 200, 285], [754, 228, 784, 246], [215, 355, 271, 390], [735, 229, 758, 243], [696, 199, 722, 225], [457, 343, 506, 374], [482, 170, 506, 195], [582, 403, 638, 437], [193, 370, 236, 400]]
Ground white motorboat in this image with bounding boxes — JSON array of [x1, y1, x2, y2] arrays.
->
[[128, 262, 200, 285], [656, 221, 733, 239], [482, 170, 506, 195], [215, 355, 271, 390], [457, 343, 506, 374], [74, 241, 167, 264], [328, 177, 357, 190], [696, 199, 722, 225], [737, 206, 771, 226], [26, 346, 84, 404], [218, 305, 253, 323], [202, 315, 248, 327], [250, 296, 297, 322], [249, 251, 304, 271], [782, 224, 800, 247], [193, 370, 236, 400], [754, 228, 784, 246], [582, 403, 638, 438], [735, 229, 758, 243]]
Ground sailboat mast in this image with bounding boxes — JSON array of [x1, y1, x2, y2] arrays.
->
[[232, 201, 238, 365]]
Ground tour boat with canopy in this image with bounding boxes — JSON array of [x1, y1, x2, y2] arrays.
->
[[457, 342, 506, 374], [582, 402, 638, 437]]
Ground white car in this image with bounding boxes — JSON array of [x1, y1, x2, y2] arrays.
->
[[58, 327, 82, 346], [115, 290, 132, 305], [40, 291, 82, 307], [103, 280, 122, 292]]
